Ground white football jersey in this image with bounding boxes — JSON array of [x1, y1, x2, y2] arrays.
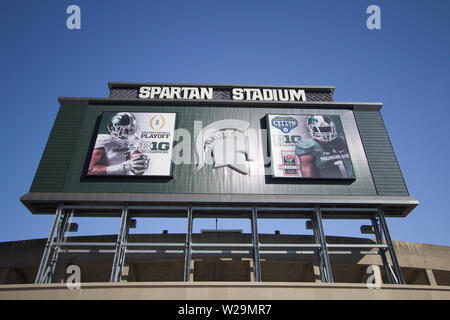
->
[[94, 134, 139, 166]]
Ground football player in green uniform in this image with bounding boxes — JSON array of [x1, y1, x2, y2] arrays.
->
[[295, 115, 354, 179]]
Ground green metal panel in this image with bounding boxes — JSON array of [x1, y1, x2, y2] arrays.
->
[[52, 104, 377, 196], [30, 105, 88, 192], [353, 111, 409, 196]]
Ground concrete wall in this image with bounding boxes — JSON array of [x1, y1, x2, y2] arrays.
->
[[1, 282, 449, 300]]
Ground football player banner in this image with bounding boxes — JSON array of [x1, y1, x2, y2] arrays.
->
[[267, 114, 355, 179], [87, 112, 176, 177]]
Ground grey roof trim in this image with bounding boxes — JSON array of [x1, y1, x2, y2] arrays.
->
[[21, 192, 418, 217], [57, 97, 382, 111]]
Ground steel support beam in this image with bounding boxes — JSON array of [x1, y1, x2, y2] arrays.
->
[[110, 205, 130, 282], [251, 207, 261, 282], [45, 209, 73, 283], [311, 218, 326, 282], [314, 206, 333, 283], [377, 206, 405, 284], [59, 203, 384, 219], [183, 206, 193, 282], [35, 204, 64, 284], [34, 202, 408, 285], [371, 217, 395, 284]]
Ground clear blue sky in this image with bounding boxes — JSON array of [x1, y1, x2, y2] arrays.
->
[[0, 1, 449, 246]]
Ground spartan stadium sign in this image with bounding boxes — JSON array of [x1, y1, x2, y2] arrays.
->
[[139, 86, 214, 100], [138, 86, 307, 102], [231, 88, 306, 102]]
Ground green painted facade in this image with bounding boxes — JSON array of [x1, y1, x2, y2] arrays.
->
[[353, 111, 409, 196], [30, 102, 409, 197]]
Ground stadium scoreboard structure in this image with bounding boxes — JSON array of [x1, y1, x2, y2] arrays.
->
[[21, 82, 418, 285]]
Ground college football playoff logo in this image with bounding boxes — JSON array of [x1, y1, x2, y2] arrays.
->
[[149, 114, 166, 131]]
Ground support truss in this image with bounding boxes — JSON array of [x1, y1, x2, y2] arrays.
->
[[34, 203, 405, 285]]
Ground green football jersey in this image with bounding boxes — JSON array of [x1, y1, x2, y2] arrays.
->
[[295, 137, 354, 178]]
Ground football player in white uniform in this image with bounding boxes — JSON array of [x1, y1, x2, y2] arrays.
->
[[88, 112, 149, 175]]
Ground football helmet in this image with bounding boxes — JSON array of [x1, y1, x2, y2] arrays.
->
[[307, 115, 337, 141], [107, 112, 137, 141]]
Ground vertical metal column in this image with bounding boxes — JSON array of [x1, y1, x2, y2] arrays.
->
[[183, 206, 193, 282], [314, 206, 333, 283], [35, 204, 64, 284], [371, 216, 395, 284], [311, 219, 326, 283], [377, 206, 405, 284], [251, 207, 261, 282], [44, 209, 73, 283], [110, 204, 129, 282], [118, 212, 132, 280]]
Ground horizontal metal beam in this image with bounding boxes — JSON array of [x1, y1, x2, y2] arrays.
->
[[61, 204, 189, 211], [127, 206, 188, 211], [326, 244, 388, 249], [52, 241, 386, 250], [59, 249, 189, 254], [189, 249, 377, 255], [126, 250, 184, 254], [59, 204, 380, 215], [327, 251, 380, 255], [191, 243, 253, 247], [124, 242, 185, 247], [257, 207, 379, 213], [56, 242, 188, 248], [191, 250, 251, 254], [255, 207, 314, 212], [61, 249, 116, 254], [192, 206, 253, 212], [53, 242, 386, 250], [61, 205, 124, 210], [259, 243, 320, 248], [22, 191, 419, 217], [261, 250, 379, 255], [57, 248, 381, 256], [320, 208, 378, 213], [54, 242, 116, 247], [260, 250, 316, 255]]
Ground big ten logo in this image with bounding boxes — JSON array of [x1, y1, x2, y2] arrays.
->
[[283, 135, 302, 144], [366, 5, 381, 30], [272, 135, 302, 146], [66, 5, 81, 30], [66, 265, 81, 290], [140, 141, 170, 151]]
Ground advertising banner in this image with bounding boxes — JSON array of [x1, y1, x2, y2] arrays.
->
[[87, 112, 176, 177], [267, 114, 355, 179]]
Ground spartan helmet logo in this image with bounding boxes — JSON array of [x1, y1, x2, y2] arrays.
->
[[194, 119, 254, 175]]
